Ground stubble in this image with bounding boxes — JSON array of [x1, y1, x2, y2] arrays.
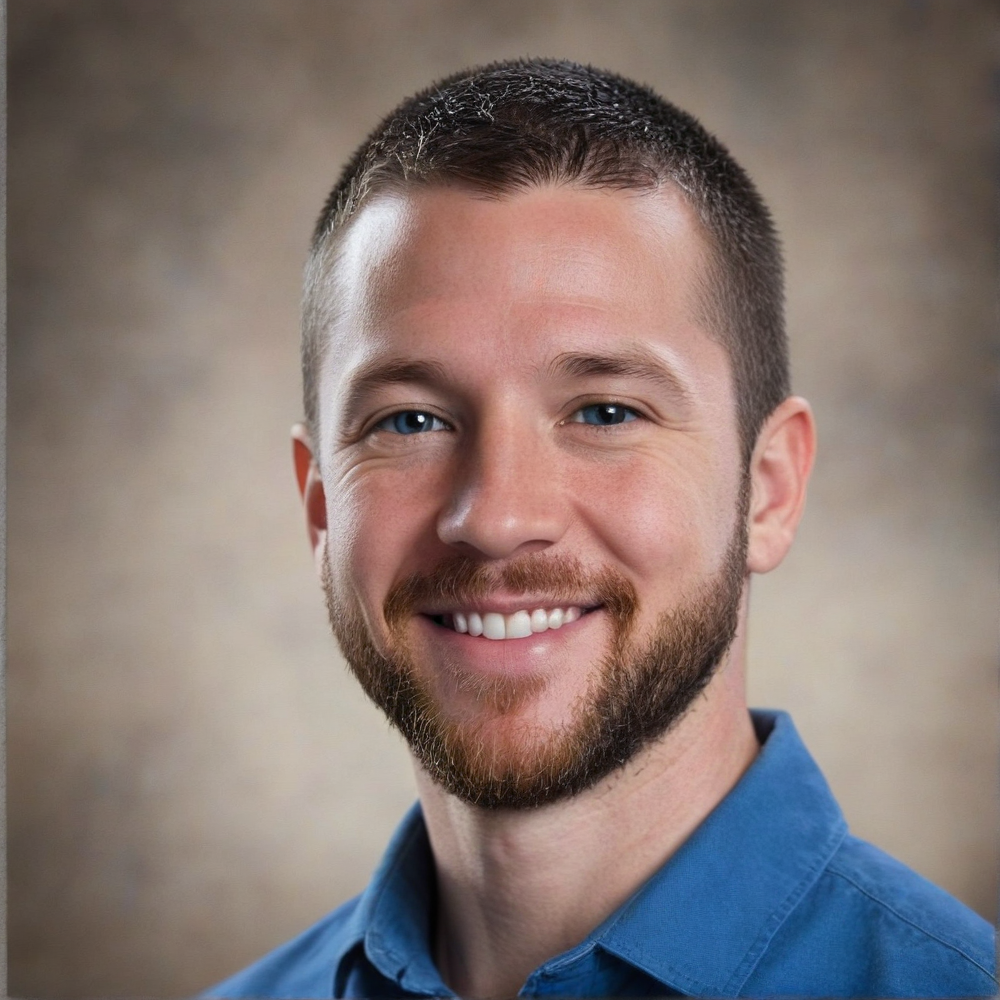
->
[[322, 492, 748, 810]]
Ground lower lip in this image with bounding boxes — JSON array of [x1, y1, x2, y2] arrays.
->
[[414, 608, 604, 676]]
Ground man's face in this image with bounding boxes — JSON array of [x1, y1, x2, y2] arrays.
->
[[313, 183, 749, 808]]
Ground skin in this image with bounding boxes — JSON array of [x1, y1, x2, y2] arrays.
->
[[292, 182, 815, 998]]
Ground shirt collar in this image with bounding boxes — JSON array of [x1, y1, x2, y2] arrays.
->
[[334, 800, 450, 995], [588, 710, 848, 995], [332, 710, 847, 997]]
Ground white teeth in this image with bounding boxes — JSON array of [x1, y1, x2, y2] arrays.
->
[[447, 606, 585, 639], [482, 613, 506, 640], [506, 610, 533, 639]]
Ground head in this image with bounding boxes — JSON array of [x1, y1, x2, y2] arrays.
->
[[304, 59, 789, 467], [294, 60, 814, 809]]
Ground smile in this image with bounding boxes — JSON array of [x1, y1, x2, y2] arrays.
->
[[428, 606, 592, 640]]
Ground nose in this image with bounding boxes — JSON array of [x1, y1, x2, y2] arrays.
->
[[436, 414, 569, 560]]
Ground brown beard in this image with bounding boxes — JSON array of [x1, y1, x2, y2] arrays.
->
[[322, 488, 748, 810]]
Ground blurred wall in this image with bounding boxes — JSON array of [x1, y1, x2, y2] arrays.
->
[[8, 1, 998, 995]]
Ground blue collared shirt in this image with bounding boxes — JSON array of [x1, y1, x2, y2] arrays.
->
[[207, 711, 996, 997]]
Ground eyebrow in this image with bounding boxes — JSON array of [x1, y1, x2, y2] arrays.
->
[[547, 346, 693, 403], [339, 345, 693, 425], [341, 357, 451, 423]]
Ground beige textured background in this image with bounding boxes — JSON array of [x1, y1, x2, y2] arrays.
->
[[8, 1, 999, 996]]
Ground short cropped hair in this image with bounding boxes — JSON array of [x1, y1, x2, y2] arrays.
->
[[302, 58, 788, 463]]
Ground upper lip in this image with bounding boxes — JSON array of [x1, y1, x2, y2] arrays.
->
[[417, 596, 602, 616]]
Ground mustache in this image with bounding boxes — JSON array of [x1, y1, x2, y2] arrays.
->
[[383, 552, 639, 634]]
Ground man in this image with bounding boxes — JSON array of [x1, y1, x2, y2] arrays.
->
[[208, 60, 996, 998]]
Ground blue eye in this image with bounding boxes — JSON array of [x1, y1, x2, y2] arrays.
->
[[375, 410, 449, 435], [572, 403, 639, 426]]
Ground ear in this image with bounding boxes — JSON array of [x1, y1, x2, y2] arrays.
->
[[291, 422, 327, 574], [745, 396, 816, 575]]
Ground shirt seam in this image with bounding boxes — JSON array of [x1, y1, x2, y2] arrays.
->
[[823, 865, 998, 983], [536, 940, 599, 974], [723, 817, 850, 994]]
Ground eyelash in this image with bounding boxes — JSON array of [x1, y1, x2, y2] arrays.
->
[[371, 410, 452, 435], [370, 402, 644, 437], [564, 402, 642, 428]]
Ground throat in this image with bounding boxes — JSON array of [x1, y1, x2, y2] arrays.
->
[[419, 693, 760, 999]]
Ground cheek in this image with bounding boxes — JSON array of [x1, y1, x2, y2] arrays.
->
[[324, 466, 442, 609], [323, 478, 364, 588], [569, 453, 735, 593]]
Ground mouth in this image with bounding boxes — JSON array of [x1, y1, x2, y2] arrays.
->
[[423, 604, 601, 641]]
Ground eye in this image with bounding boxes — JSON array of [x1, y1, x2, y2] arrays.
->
[[373, 410, 450, 435], [568, 403, 640, 426]]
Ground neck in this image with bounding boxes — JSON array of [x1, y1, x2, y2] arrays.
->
[[415, 638, 758, 999]]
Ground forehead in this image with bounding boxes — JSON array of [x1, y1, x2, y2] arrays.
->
[[332, 181, 712, 327], [317, 182, 733, 431]]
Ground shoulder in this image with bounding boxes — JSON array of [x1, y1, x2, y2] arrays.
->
[[826, 836, 995, 964], [202, 896, 362, 999], [749, 834, 997, 997]]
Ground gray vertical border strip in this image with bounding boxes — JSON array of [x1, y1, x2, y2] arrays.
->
[[0, 0, 7, 992]]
